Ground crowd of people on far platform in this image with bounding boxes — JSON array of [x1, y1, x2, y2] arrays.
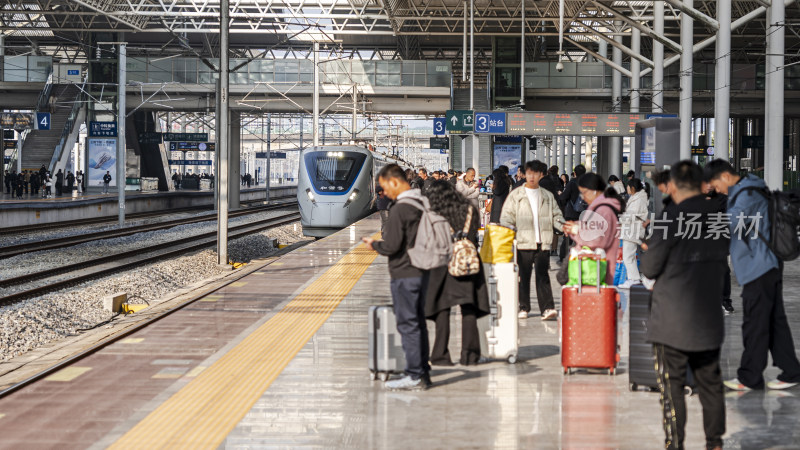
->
[[364, 158, 800, 450], [4, 165, 85, 199]]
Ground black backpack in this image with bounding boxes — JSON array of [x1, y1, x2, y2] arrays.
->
[[729, 187, 800, 261]]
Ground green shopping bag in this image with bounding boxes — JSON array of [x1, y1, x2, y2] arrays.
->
[[566, 247, 608, 287]]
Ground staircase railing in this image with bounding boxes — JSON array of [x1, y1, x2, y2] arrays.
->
[[48, 77, 88, 172], [35, 68, 54, 113]]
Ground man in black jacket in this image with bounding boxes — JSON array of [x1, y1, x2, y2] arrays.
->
[[558, 164, 586, 260], [363, 164, 431, 391], [640, 160, 728, 450]]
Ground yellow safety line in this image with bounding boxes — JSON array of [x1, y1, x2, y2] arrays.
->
[[109, 236, 380, 450]]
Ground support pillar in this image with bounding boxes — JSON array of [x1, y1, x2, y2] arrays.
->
[[585, 137, 593, 171], [765, 0, 785, 189], [679, 0, 694, 160], [117, 41, 126, 227], [714, 0, 731, 160], [313, 42, 320, 147], [229, 111, 241, 208], [652, 1, 665, 113], [266, 113, 271, 203], [610, 20, 623, 178], [217, 0, 230, 265], [558, 136, 565, 173], [566, 136, 574, 176]]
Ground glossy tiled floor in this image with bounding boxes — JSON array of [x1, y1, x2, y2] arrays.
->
[[224, 216, 800, 449]]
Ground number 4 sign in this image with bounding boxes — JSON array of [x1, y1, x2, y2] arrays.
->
[[36, 112, 51, 131]]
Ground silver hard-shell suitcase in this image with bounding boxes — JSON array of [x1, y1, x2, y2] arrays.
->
[[368, 305, 407, 381]]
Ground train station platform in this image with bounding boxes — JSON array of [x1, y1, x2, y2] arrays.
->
[[0, 214, 798, 449], [0, 185, 297, 228]]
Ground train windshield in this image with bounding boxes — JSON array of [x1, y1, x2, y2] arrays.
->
[[305, 151, 367, 194]]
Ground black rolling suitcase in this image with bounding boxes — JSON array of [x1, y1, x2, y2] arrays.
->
[[628, 284, 694, 392]]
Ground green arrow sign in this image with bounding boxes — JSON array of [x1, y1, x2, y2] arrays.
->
[[445, 110, 473, 134]]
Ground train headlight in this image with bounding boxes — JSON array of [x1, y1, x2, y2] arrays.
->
[[343, 189, 360, 207], [306, 188, 316, 204]]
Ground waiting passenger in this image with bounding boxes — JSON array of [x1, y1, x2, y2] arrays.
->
[[103, 171, 112, 194], [423, 180, 489, 366], [456, 167, 480, 209], [702, 181, 734, 314], [640, 160, 727, 450], [375, 181, 391, 236], [562, 172, 625, 286], [558, 164, 587, 263], [489, 167, 511, 223], [500, 160, 564, 321], [618, 178, 648, 287], [362, 164, 431, 391], [608, 175, 625, 196], [704, 159, 800, 391], [55, 169, 64, 196]]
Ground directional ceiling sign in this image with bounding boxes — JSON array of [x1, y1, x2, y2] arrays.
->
[[445, 110, 473, 134]]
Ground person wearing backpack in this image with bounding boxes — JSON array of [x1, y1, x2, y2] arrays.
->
[[559, 164, 587, 262], [704, 159, 800, 391], [362, 163, 433, 391], [423, 180, 490, 366], [500, 160, 565, 321]]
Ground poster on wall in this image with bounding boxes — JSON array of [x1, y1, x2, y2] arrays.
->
[[88, 138, 117, 187], [493, 144, 521, 173]]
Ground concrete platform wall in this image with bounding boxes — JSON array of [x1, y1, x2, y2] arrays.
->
[[0, 186, 296, 228]]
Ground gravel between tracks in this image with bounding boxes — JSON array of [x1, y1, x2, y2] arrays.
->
[[0, 208, 297, 283], [0, 222, 307, 362]]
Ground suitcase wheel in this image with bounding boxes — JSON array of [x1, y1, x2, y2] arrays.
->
[[379, 372, 390, 382], [630, 382, 638, 391], [608, 368, 616, 376], [369, 371, 376, 381], [563, 367, 571, 375], [507, 355, 517, 364]]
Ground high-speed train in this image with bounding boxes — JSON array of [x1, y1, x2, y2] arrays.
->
[[297, 145, 412, 237]]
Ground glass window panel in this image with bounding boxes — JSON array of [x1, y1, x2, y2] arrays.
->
[[376, 73, 389, 86], [4, 56, 28, 81], [401, 73, 415, 86], [550, 62, 576, 77], [577, 63, 604, 76], [148, 69, 173, 83], [299, 71, 312, 82], [426, 62, 451, 86], [550, 76, 576, 89], [524, 76, 548, 89], [576, 77, 603, 89], [299, 59, 313, 74]]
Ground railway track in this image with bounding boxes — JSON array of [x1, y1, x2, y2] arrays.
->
[[0, 199, 297, 259], [0, 195, 294, 234], [0, 210, 301, 307]]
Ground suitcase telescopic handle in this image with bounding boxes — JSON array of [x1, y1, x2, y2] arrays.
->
[[576, 254, 603, 294]]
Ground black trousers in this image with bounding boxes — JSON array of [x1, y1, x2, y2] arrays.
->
[[738, 267, 800, 388], [517, 246, 555, 314], [390, 275, 430, 379], [722, 266, 731, 301], [430, 304, 480, 365], [653, 343, 725, 450]]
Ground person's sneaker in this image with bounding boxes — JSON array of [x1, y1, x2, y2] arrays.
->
[[722, 299, 735, 314], [618, 279, 640, 289], [385, 375, 428, 391], [518, 311, 529, 319], [723, 378, 752, 391], [541, 309, 558, 321], [767, 379, 799, 390]]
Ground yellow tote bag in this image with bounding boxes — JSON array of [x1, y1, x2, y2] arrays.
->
[[480, 224, 516, 264]]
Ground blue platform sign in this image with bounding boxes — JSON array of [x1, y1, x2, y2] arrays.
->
[[67, 69, 80, 75], [474, 112, 506, 134], [433, 117, 446, 135], [89, 121, 117, 137], [36, 112, 51, 131]]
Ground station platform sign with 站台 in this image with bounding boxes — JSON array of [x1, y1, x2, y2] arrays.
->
[[445, 110, 473, 134], [473, 112, 507, 134], [506, 112, 644, 136], [164, 132, 208, 142]]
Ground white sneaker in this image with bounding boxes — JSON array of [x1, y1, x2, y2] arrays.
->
[[618, 280, 640, 289], [723, 378, 752, 391], [767, 379, 799, 390], [518, 311, 529, 319], [541, 309, 558, 321]]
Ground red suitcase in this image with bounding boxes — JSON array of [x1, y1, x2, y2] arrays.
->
[[561, 257, 620, 375]]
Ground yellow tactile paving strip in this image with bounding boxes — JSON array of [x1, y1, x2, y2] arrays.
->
[[109, 237, 379, 450]]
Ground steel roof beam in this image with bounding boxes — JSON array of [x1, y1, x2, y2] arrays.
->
[[590, 1, 683, 53], [663, 0, 719, 30], [564, 37, 632, 78]]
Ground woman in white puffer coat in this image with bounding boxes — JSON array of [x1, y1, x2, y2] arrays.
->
[[618, 178, 649, 286]]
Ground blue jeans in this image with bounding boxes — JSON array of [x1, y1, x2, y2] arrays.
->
[[390, 275, 430, 379]]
